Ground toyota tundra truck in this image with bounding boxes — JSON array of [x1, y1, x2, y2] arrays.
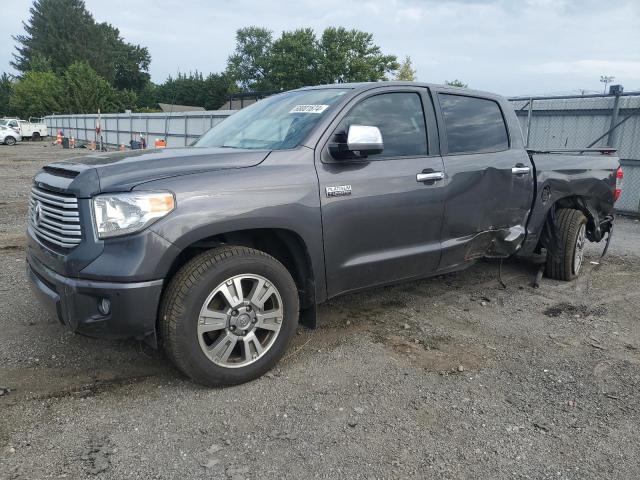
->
[[26, 82, 622, 386]]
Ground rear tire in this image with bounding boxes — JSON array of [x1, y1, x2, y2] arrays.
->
[[32, 132, 40, 141], [4, 136, 16, 146], [545, 208, 587, 281], [159, 246, 299, 387]]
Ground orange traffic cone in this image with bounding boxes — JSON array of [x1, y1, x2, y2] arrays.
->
[[119, 144, 126, 151], [155, 138, 166, 149], [70, 137, 75, 149], [89, 141, 96, 150], [56, 131, 62, 145]]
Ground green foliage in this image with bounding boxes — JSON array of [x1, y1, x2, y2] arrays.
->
[[270, 29, 319, 91], [9, 70, 63, 117], [317, 27, 399, 84], [12, 0, 150, 91], [445, 79, 468, 88], [226, 26, 399, 91], [62, 61, 126, 113], [395, 56, 417, 81], [154, 72, 235, 110], [226, 27, 275, 91], [0, 74, 15, 116]]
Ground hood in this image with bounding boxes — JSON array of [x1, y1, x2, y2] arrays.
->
[[38, 147, 270, 195]]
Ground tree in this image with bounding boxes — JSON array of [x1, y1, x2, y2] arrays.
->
[[226, 26, 399, 91], [154, 72, 234, 110], [395, 56, 417, 81], [62, 61, 125, 113], [12, 0, 150, 91], [270, 28, 321, 90], [226, 27, 275, 91], [9, 71, 64, 117], [317, 27, 399, 84], [0, 74, 15, 116], [445, 79, 468, 88]]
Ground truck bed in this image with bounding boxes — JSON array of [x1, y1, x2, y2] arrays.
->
[[520, 149, 619, 256]]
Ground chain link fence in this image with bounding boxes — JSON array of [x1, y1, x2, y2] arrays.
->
[[509, 91, 640, 215]]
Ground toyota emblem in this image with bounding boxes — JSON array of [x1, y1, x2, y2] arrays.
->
[[33, 201, 42, 227]]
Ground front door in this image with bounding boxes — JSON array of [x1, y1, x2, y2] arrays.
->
[[316, 88, 446, 298]]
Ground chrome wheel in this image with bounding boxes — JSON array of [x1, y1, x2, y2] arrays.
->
[[573, 223, 586, 275], [197, 274, 284, 368], [5, 137, 16, 146]]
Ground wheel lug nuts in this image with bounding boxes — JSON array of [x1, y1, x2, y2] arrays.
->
[[246, 306, 252, 312], [242, 330, 248, 335], [232, 310, 238, 316], [230, 325, 235, 331]]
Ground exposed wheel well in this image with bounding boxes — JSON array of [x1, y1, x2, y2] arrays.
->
[[536, 195, 607, 256], [164, 229, 316, 312], [552, 195, 602, 239]]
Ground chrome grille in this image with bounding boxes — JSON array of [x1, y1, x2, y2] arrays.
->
[[28, 186, 82, 249]]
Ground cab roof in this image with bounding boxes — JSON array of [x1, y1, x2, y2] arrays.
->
[[296, 81, 505, 102]]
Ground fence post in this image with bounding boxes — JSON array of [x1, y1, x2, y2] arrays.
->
[[185, 115, 189, 146], [525, 98, 533, 148], [607, 92, 621, 147]]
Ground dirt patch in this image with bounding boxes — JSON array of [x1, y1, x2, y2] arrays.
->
[[543, 302, 607, 318], [385, 334, 490, 373]]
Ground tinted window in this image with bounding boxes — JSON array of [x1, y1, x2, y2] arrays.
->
[[338, 92, 428, 158], [438, 94, 509, 154]]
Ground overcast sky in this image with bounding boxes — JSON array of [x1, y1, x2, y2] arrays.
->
[[2, 0, 639, 96]]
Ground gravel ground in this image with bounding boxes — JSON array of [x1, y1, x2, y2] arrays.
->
[[1, 143, 639, 479]]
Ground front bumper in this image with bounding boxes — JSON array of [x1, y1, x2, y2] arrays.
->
[[27, 253, 163, 344]]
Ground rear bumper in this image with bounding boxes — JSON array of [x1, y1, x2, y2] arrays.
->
[[27, 253, 163, 344]]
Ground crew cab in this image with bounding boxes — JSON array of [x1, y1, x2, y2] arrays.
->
[[26, 82, 621, 386]]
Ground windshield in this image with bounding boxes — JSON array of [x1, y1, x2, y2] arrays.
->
[[194, 88, 349, 150]]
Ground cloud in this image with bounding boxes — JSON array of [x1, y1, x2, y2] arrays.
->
[[1, 0, 639, 96]]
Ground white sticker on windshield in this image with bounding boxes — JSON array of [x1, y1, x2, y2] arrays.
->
[[290, 104, 329, 114]]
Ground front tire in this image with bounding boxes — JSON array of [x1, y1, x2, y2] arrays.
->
[[4, 136, 16, 146], [545, 208, 587, 281], [159, 246, 299, 386]]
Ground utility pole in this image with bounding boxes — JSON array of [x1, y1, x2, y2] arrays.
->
[[600, 75, 615, 94]]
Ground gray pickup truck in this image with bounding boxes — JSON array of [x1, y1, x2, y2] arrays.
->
[[27, 82, 622, 386]]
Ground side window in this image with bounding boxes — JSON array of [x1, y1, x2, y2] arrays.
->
[[438, 94, 509, 154], [337, 92, 428, 158]]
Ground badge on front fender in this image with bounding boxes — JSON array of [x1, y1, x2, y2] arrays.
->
[[325, 185, 352, 197]]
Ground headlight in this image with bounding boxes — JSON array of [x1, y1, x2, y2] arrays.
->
[[92, 191, 175, 239]]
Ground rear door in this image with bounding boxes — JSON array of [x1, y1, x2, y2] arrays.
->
[[316, 87, 446, 297], [433, 90, 534, 269]]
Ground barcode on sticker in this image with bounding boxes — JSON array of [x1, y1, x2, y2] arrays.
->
[[290, 104, 329, 114]]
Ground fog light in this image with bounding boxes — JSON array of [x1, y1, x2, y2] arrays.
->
[[98, 297, 111, 315]]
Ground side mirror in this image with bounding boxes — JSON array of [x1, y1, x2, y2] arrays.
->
[[347, 125, 383, 155], [329, 125, 383, 159]]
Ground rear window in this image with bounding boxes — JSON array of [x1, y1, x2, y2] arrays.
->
[[438, 94, 509, 154]]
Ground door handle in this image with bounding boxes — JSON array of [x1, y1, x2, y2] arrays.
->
[[512, 166, 530, 175], [416, 171, 445, 182]]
